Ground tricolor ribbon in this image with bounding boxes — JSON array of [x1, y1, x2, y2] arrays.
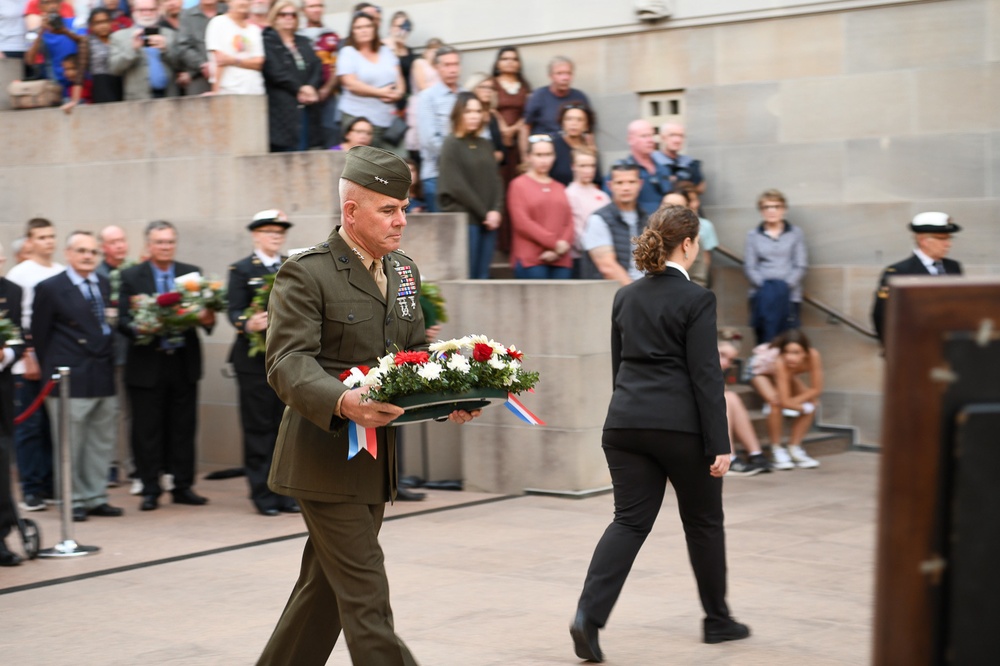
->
[[347, 420, 378, 459], [505, 392, 545, 425]]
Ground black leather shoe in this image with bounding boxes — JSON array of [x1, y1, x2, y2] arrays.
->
[[140, 495, 159, 511], [258, 508, 280, 517], [0, 544, 21, 567], [570, 610, 603, 662], [72, 507, 88, 522], [279, 502, 301, 513], [396, 486, 426, 502], [704, 619, 751, 644], [172, 489, 208, 506], [88, 503, 124, 517]]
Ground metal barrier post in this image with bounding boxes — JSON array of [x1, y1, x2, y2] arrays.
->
[[39, 367, 99, 558]]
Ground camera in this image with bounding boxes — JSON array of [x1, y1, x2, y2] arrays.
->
[[46, 12, 62, 30], [143, 26, 160, 47]]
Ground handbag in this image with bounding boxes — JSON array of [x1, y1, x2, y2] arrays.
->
[[7, 79, 63, 110], [381, 114, 408, 146]]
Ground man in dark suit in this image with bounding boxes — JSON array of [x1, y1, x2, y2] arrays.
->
[[118, 220, 215, 512], [872, 212, 963, 343], [227, 209, 298, 517], [32, 231, 123, 522], [0, 242, 26, 566], [256, 147, 480, 665]]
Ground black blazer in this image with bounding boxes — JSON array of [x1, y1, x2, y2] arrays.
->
[[604, 267, 730, 456], [0, 278, 24, 437], [117, 260, 212, 388], [31, 272, 115, 398], [262, 27, 322, 151], [227, 253, 281, 375], [871, 253, 963, 342]]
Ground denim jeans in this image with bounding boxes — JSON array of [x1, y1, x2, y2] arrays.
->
[[513, 262, 573, 280], [468, 223, 497, 279], [422, 178, 439, 212]]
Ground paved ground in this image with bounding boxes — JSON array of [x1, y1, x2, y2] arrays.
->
[[1, 451, 878, 665]]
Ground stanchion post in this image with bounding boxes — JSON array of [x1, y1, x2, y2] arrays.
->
[[39, 366, 99, 558]]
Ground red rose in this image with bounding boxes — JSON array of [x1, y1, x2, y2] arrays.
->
[[357, 365, 370, 376], [473, 343, 494, 362], [156, 292, 182, 307], [507, 347, 524, 361], [338, 365, 370, 381], [394, 350, 430, 366], [338, 369, 351, 381]]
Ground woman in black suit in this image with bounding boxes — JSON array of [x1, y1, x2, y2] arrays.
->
[[570, 205, 750, 662], [262, 1, 322, 152]]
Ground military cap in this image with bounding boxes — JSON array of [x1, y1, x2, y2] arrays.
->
[[342, 146, 411, 200], [248, 209, 292, 231], [909, 211, 961, 234]]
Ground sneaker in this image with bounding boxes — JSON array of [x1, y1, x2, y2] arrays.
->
[[20, 494, 47, 511], [761, 404, 802, 417], [770, 446, 795, 470], [748, 453, 772, 473], [788, 445, 820, 469], [129, 479, 144, 495], [727, 458, 764, 477]]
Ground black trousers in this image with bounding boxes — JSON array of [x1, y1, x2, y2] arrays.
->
[[128, 356, 198, 496], [577, 428, 731, 630], [236, 371, 291, 511]]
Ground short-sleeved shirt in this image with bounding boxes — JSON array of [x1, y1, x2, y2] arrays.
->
[[1, 0, 32, 52], [698, 217, 718, 251], [205, 14, 264, 94], [523, 86, 590, 135], [583, 208, 643, 281], [335, 44, 399, 128]]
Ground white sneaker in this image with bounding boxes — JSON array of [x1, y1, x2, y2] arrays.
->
[[770, 446, 795, 470], [130, 479, 144, 495], [788, 446, 820, 469]]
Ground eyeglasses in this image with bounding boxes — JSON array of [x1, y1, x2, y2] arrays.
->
[[528, 134, 553, 144], [71, 248, 100, 255], [277, 11, 297, 17], [760, 204, 784, 210]]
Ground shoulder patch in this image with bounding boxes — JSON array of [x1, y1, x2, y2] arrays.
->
[[287, 244, 330, 260], [391, 248, 414, 261]]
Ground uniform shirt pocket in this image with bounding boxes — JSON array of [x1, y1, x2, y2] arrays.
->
[[325, 301, 375, 360]]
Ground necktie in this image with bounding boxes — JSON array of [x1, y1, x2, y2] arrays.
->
[[370, 259, 387, 298], [933, 260, 945, 275], [159, 273, 171, 294], [85, 280, 106, 327]]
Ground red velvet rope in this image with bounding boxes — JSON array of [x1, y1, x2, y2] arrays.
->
[[13, 379, 58, 426]]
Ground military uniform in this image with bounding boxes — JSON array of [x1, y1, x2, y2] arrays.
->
[[258, 146, 426, 666]]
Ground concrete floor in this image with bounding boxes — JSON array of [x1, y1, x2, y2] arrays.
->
[[1, 451, 879, 665]]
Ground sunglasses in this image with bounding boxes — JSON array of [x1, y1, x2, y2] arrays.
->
[[277, 11, 297, 17], [528, 134, 553, 144]]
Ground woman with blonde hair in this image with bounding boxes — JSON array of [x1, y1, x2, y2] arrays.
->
[[261, 1, 322, 151]]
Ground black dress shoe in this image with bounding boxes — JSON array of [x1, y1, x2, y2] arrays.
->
[[72, 507, 88, 522], [258, 508, 280, 517], [88, 503, 125, 517], [395, 486, 426, 502], [279, 502, 301, 513], [0, 544, 22, 567], [140, 495, 159, 511], [570, 610, 603, 662], [704, 619, 751, 644], [172, 489, 208, 506]]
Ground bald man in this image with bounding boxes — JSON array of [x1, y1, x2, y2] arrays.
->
[[655, 122, 705, 194], [608, 119, 674, 214]]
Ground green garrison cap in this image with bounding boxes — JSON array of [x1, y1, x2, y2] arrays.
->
[[342, 146, 411, 200]]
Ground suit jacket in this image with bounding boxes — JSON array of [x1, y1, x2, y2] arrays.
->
[[118, 261, 211, 388], [603, 267, 730, 456], [265, 229, 426, 504], [31, 272, 115, 399], [109, 27, 180, 100], [227, 253, 282, 375], [872, 253, 963, 342], [0, 278, 24, 436]]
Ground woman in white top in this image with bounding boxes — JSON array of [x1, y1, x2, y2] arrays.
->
[[335, 10, 404, 153]]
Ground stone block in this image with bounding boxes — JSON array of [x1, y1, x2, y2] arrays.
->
[[845, 266, 884, 326], [199, 339, 239, 408], [686, 82, 780, 147], [802, 265, 846, 319], [396, 422, 462, 482], [845, 134, 988, 202], [0, 59, 20, 111], [1, 106, 74, 165], [991, 132, 1000, 197], [401, 213, 468, 281], [806, 326, 883, 394], [145, 95, 268, 158], [845, 0, 986, 73], [235, 151, 338, 218], [630, 25, 716, 91], [710, 142, 844, 207], [779, 72, 914, 142], [197, 402, 242, 468], [915, 64, 998, 133], [848, 391, 884, 446], [715, 13, 844, 85], [592, 93, 643, 155], [789, 202, 915, 266]]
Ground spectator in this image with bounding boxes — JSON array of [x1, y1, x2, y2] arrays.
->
[[438, 91, 505, 280], [7, 218, 65, 513], [175, 0, 225, 96], [336, 9, 403, 152], [247, 0, 268, 29], [352, 1, 380, 29], [32, 231, 123, 523], [748, 329, 822, 470], [404, 158, 425, 212], [662, 185, 718, 289], [226, 210, 299, 517], [1, 0, 30, 67], [205, 0, 264, 95], [871, 212, 963, 344], [0, 241, 24, 567], [612, 119, 673, 214], [118, 220, 216, 512], [24, 0, 86, 112], [262, 1, 321, 153], [383, 10, 413, 108], [331, 115, 374, 151], [416, 44, 461, 211], [744, 189, 807, 344], [487, 45, 529, 182], [102, 0, 133, 33], [86, 7, 123, 103], [298, 1, 339, 147], [11, 238, 28, 264], [464, 72, 504, 163], [158, 0, 182, 30], [22, 0, 73, 35], [521, 55, 589, 154], [507, 134, 574, 279], [582, 163, 649, 286], [403, 37, 442, 164], [717, 338, 770, 476], [656, 122, 705, 193], [564, 147, 609, 278], [549, 101, 598, 186], [109, 0, 179, 100]]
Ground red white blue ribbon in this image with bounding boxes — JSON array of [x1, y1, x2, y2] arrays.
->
[[505, 392, 545, 425], [348, 421, 378, 459]]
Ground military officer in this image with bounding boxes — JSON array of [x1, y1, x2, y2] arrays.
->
[[227, 209, 300, 517], [257, 146, 479, 666], [872, 211, 963, 343]]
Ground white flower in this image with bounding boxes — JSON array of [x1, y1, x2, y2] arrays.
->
[[342, 366, 367, 388], [361, 367, 383, 387], [489, 339, 507, 355], [507, 359, 521, 371], [417, 362, 443, 382], [429, 338, 464, 354], [377, 354, 394, 372], [487, 358, 506, 370], [466, 334, 489, 347], [446, 354, 471, 373]]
